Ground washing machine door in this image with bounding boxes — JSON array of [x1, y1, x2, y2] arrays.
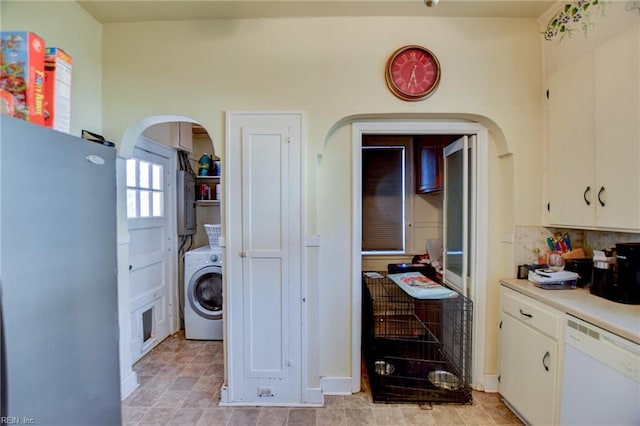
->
[[187, 265, 223, 320]]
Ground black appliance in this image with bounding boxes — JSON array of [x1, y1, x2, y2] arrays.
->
[[610, 243, 640, 304], [591, 260, 614, 299], [565, 258, 593, 288]]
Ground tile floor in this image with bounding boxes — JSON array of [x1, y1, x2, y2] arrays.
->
[[123, 332, 523, 425]]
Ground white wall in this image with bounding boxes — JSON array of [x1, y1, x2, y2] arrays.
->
[[100, 16, 543, 381], [0, 1, 103, 136]]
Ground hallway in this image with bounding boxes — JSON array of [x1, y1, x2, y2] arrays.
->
[[123, 332, 522, 425]]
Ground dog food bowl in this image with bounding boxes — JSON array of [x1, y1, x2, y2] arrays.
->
[[374, 361, 395, 376], [427, 370, 461, 390]]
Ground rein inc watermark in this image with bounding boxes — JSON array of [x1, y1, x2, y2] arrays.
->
[[1, 418, 35, 425]]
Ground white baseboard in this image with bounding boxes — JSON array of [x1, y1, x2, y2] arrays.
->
[[320, 377, 353, 395], [304, 387, 323, 405], [479, 374, 499, 393], [120, 371, 139, 400]]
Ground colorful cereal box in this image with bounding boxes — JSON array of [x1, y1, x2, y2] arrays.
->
[[0, 89, 15, 116], [44, 47, 72, 133], [0, 31, 46, 125]]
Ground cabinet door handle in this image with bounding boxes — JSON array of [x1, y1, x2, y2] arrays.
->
[[583, 186, 591, 206], [519, 309, 532, 318], [597, 186, 605, 207], [542, 351, 550, 371]]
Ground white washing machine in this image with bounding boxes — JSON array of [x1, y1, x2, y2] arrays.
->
[[184, 246, 223, 340]]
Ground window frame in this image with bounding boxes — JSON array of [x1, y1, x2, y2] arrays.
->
[[360, 136, 415, 256], [126, 157, 166, 219]]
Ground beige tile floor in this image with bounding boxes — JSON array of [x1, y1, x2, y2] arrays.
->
[[123, 332, 523, 425]]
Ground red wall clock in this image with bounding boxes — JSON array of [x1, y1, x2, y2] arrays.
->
[[385, 45, 441, 101]]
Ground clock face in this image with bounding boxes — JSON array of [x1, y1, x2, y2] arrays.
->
[[385, 45, 441, 101]]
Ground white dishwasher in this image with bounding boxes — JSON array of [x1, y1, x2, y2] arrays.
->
[[559, 315, 640, 425]]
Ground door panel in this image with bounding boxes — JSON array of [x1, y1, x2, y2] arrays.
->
[[241, 129, 288, 380], [594, 26, 640, 229], [227, 113, 302, 404], [245, 258, 285, 376], [443, 136, 469, 296], [547, 53, 595, 227], [500, 314, 557, 426], [127, 145, 172, 363]]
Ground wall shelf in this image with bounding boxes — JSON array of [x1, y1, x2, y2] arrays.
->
[[196, 200, 220, 206]]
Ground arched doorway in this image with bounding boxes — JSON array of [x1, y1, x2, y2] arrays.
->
[[116, 115, 219, 398], [351, 120, 491, 393]]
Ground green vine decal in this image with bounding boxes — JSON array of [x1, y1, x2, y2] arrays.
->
[[543, 0, 608, 41]]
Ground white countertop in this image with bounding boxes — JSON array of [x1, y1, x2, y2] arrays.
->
[[500, 278, 640, 345]]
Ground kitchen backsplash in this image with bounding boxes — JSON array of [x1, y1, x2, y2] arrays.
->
[[514, 226, 640, 270]]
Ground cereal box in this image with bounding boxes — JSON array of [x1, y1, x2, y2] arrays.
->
[[0, 31, 46, 125], [44, 47, 72, 133]]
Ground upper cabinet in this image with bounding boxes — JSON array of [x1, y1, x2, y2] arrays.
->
[[414, 135, 458, 194], [141, 122, 193, 153], [176, 122, 193, 153], [414, 136, 443, 193], [547, 24, 640, 231]]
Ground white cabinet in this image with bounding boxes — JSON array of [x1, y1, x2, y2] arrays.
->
[[175, 122, 193, 153], [547, 24, 640, 230], [141, 122, 193, 153], [548, 53, 595, 228], [499, 286, 562, 426], [592, 25, 640, 229]]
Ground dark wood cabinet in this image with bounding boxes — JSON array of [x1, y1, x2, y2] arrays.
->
[[414, 136, 443, 193], [414, 135, 459, 194]]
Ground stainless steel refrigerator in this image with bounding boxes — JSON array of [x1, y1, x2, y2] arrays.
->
[[0, 116, 122, 425]]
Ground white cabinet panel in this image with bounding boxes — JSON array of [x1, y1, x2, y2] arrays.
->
[[547, 24, 640, 231], [548, 53, 595, 228], [593, 25, 640, 229], [225, 112, 303, 405], [499, 286, 561, 426], [176, 122, 193, 153]]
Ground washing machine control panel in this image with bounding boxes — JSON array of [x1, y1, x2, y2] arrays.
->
[[209, 254, 219, 263]]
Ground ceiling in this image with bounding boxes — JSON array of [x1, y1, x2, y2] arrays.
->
[[78, 0, 557, 23]]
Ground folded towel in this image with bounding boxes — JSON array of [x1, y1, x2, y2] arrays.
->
[[387, 272, 457, 299]]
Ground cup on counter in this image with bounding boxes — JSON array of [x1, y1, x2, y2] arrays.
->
[[548, 252, 566, 271]]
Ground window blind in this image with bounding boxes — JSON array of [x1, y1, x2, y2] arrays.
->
[[362, 147, 405, 252]]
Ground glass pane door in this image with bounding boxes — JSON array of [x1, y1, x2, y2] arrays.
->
[[443, 136, 469, 296]]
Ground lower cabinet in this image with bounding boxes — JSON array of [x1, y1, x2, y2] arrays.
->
[[499, 286, 562, 425]]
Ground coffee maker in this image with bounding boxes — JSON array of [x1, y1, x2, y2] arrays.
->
[[610, 243, 640, 304]]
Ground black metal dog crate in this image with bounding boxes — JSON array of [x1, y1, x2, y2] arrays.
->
[[362, 271, 473, 404]]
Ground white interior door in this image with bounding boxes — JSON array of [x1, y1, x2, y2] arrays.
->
[[226, 112, 302, 405], [443, 135, 475, 297], [127, 141, 173, 363]]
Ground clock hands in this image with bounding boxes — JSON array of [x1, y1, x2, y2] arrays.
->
[[408, 64, 418, 89]]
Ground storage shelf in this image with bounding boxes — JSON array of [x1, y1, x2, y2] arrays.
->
[[196, 200, 220, 206], [196, 176, 220, 180]]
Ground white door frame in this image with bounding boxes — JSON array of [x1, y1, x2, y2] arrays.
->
[[130, 136, 179, 335], [223, 111, 309, 405], [351, 120, 489, 392]]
